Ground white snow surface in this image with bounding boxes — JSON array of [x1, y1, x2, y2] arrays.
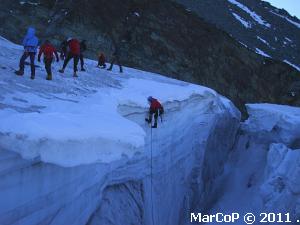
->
[[256, 36, 269, 46], [232, 12, 252, 28], [283, 60, 300, 72], [255, 48, 271, 58], [19, 1, 40, 6], [244, 103, 300, 143], [1, 36, 300, 225], [227, 0, 271, 27], [0, 37, 237, 168], [0, 37, 243, 225], [284, 37, 293, 43]]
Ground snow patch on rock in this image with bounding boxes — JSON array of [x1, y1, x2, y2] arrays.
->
[[232, 12, 252, 28], [228, 0, 271, 27], [283, 60, 300, 72], [271, 11, 300, 29], [255, 48, 271, 58]]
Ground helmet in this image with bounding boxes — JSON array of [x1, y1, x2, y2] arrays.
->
[[67, 37, 72, 42], [147, 96, 153, 102]]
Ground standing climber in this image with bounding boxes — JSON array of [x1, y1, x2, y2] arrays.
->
[[122, 9, 141, 43], [60, 39, 68, 60], [79, 40, 87, 71], [107, 45, 123, 73], [15, 27, 39, 79], [59, 38, 80, 77], [97, 52, 106, 69], [145, 96, 164, 128], [38, 40, 59, 80]]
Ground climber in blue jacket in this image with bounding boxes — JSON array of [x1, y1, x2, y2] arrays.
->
[[15, 27, 39, 79]]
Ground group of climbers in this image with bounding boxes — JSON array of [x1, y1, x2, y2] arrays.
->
[[58, 38, 81, 77], [15, 27, 123, 80], [15, 6, 144, 80], [14, 27, 163, 128]]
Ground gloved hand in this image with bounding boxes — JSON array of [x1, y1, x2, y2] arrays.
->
[[145, 118, 151, 123], [38, 58, 41, 63]]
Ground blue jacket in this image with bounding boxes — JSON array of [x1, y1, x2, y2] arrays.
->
[[22, 27, 39, 53]]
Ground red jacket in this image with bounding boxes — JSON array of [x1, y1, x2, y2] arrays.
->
[[98, 53, 105, 64], [69, 39, 80, 55], [150, 99, 162, 111], [38, 43, 59, 61]]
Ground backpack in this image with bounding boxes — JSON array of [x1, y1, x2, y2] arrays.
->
[[43, 44, 55, 59]]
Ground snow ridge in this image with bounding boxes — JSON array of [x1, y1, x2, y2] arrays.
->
[[255, 48, 271, 58], [283, 60, 300, 72], [228, 0, 271, 27], [232, 12, 252, 28]]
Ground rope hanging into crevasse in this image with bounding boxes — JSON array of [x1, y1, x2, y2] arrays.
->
[[150, 126, 155, 225]]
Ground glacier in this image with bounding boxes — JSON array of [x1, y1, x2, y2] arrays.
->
[[204, 104, 300, 225], [0, 37, 300, 225]]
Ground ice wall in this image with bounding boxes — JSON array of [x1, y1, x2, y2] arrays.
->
[[0, 94, 240, 225], [248, 104, 300, 222], [207, 103, 300, 224]]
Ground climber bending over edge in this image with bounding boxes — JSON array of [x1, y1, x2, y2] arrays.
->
[[145, 96, 164, 128]]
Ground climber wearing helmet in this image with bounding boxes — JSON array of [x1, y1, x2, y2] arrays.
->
[[145, 96, 164, 128], [59, 37, 80, 77]]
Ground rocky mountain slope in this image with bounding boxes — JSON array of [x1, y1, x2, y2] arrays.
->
[[0, 0, 299, 116], [175, 0, 300, 71]]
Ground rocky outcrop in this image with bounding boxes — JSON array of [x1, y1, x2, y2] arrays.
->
[[175, 0, 300, 71]]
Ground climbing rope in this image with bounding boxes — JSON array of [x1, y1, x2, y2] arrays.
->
[[150, 126, 155, 225]]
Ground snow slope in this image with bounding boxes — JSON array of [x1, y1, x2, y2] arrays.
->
[[0, 38, 241, 225], [2, 36, 300, 225], [0, 36, 232, 167]]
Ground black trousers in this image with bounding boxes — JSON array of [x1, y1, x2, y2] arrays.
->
[[98, 59, 106, 68], [148, 109, 159, 125], [19, 52, 35, 76], [108, 56, 123, 72], [62, 53, 79, 72], [44, 58, 53, 75], [79, 54, 84, 69]]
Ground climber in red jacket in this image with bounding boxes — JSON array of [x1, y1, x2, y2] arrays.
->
[[145, 96, 164, 128], [97, 52, 106, 69], [59, 38, 80, 77], [38, 40, 59, 80]]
